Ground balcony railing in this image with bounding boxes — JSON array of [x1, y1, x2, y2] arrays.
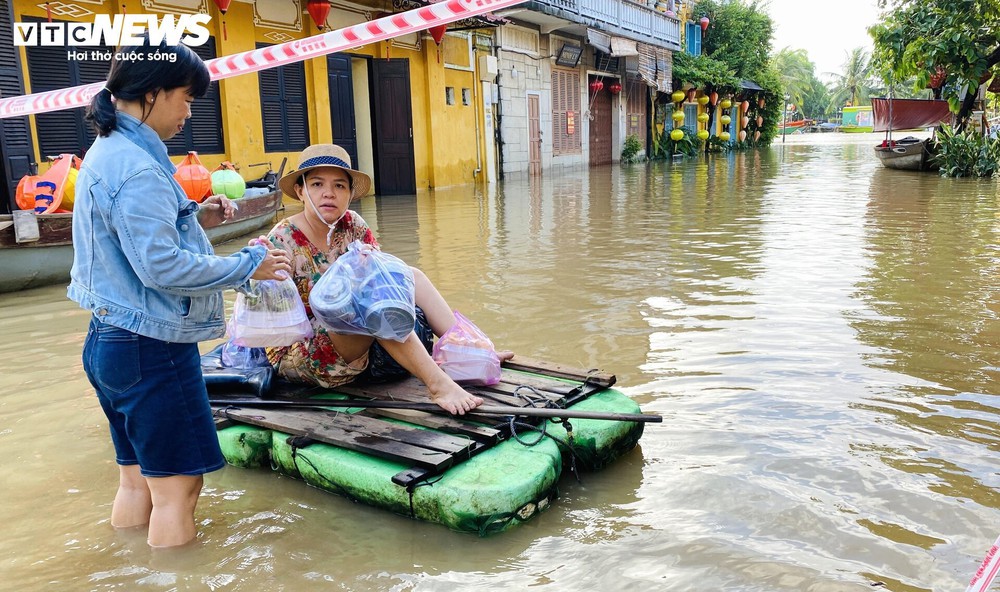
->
[[529, 0, 681, 50]]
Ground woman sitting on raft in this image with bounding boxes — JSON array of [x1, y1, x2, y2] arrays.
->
[[260, 144, 511, 415]]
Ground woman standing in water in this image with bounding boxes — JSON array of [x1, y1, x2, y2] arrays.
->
[[68, 38, 291, 548]]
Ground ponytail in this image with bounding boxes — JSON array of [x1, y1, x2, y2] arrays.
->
[[84, 37, 210, 138], [85, 87, 117, 137]]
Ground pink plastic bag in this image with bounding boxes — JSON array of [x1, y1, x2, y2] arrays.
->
[[432, 311, 501, 385]]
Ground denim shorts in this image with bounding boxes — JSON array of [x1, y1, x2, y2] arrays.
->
[[83, 317, 225, 477]]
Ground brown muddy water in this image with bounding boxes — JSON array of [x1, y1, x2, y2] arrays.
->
[[1, 133, 998, 591]]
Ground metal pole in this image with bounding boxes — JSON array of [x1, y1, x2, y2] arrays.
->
[[210, 398, 664, 423], [782, 95, 788, 142]]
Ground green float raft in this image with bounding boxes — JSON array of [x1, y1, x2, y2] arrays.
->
[[210, 357, 651, 535]]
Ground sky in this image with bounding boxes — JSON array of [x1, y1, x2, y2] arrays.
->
[[763, 0, 883, 80]]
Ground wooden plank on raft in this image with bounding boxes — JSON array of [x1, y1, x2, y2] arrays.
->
[[213, 416, 236, 430], [338, 376, 547, 408], [490, 376, 573, 400], [501, 355, 616, 388], [215, 406, 459, 471], [336, 377, 429, 402], [363, 408, 503, 444]]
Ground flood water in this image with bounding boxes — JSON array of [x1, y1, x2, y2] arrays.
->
[[2, 133, 998, 591]]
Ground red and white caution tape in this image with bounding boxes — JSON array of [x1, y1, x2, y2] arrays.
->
[[966, 534, 1000, 592], [0, 0, 523, 119]]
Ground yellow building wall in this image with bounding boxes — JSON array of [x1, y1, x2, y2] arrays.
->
[[10, 0, 487, 192], [421, 34, 481, 187]]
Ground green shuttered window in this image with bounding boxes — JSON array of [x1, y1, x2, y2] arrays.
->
[[257, 43, 309, 153]]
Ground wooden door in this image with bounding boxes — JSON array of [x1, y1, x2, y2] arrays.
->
[[528, 94, 541, 175], [625, 77, 647, 149], [327, 54, 359, 169], [371, 59, 416, 195], [589, 82, 612, 166]]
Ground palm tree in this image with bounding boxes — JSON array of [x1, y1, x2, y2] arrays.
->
[[772, 47, 814, 110], [827, 47, 882, 108]]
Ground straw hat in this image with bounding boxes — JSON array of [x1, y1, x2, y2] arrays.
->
[[277, 144, 372, 200]]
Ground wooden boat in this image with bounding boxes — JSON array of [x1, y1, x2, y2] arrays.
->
[[778, 119, 812, 134], [0, 186, 284, 294], [871, 97, 951, 172], [208, 356, 654, 535], [873, 136, 936, 171]]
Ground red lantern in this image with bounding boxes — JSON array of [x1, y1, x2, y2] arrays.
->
[[756, 115, 763, 126], [699, 16, 710, 32], [687, 88, 697, 102], [758, 97, 765, 108], [213, 0, 232, 39], [741, 100, 750, 113], [306, 0, 330, 29], [929, 66, 947, 88], [608, 81, 622, 95], [754, 130, 761, 142], [589, 79, 604, 93], [738, 129, 747, 142], [429, 24, 447, 45], [709, 91, 718, 106]]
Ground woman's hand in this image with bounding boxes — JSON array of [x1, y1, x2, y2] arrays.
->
[[250, 236, 291, 280], [198, 195, 238, 229]]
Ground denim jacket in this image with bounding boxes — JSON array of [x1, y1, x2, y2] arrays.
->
[[68, 112, 266, 342]]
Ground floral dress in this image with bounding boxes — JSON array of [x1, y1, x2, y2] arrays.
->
[[265, 211, 379, 387]]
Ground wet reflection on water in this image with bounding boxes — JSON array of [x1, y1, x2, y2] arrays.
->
[[1, 134, 997, 591]]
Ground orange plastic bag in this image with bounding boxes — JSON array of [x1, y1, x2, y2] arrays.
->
[[15, 154, 80, 213]]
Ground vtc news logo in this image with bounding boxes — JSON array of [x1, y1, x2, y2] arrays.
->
[[13, 14, 212, 47]]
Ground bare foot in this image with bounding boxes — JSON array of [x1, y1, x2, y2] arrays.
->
[[428, 379, 483, 415], [497, 350, 515, 362]]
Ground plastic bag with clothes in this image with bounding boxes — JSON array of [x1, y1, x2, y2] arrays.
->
[[432, 311, 501, 385], [230, 276, 314, 347], [309, 240, 416, 342]]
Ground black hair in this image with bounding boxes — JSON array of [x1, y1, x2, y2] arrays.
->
[[85, 36, 210, 137]]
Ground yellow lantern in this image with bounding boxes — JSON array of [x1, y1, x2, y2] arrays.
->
[[672, 110, 685, 122], [697, 112, 709, 123], [720, 98, 732, 109], [720, 131, 731, 141], [696, 129, 710, 140], [721, 115, 732, 125], [697, 95, 709, 106], [671, 90, 685, 103], [670, 129, 684, 141]]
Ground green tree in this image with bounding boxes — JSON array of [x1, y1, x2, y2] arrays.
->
[[772, 47, 814, 110], [802, 75, 833, 120], [828, 47, 881, 108], [698, 0, 773, 79], [869, 0, 1000, 126], [693, 0, 782, 145]]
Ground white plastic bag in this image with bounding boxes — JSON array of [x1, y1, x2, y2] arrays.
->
[[432, 311, 501, 385], [310, 240, 416, 342], [230, 276, 313, 347]]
